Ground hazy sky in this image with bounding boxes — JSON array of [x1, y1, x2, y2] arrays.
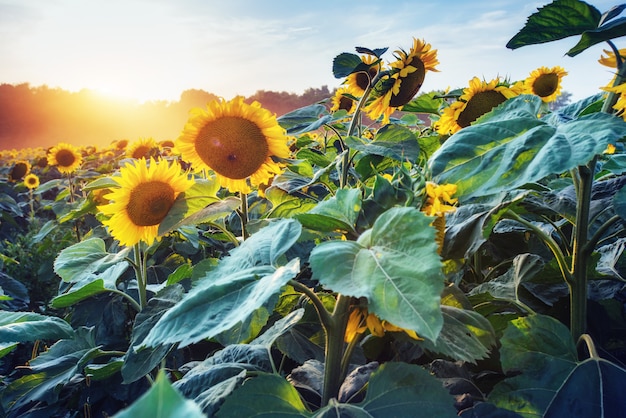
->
[[0, 0, 623, 103]]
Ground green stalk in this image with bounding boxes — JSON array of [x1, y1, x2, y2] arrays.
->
[[133, 243, 148, 311], [238, 192, 249, 240], [321, 294, 352, 406]]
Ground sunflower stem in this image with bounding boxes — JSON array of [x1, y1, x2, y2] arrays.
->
[[238, 192, 249, 240], [321, 294, 352, 406], [133, 243, 148, 311]]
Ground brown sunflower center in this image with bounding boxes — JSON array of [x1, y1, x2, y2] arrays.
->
[[126, 181, 176, 226], [10, 163, 28, 180], [194, 116, 269, 179], [355, 72, 371, 91], [132, 146, 153, 159], [338, 96, 354, 111], [56, 149, 77, 167], [26, 177, 37, 186], [389, 57, 425, 107], [457, 90, 507, 128], [532, 73, 559, 98]]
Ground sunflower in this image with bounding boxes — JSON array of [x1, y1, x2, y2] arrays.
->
[[345, 54, 381, 97], [47, 142, 83, 174], [98, 157, 194, 247], [345, 307, 422, 343], [24, 173, 40, 190], [599, 48, 626, 69], [366, 38, 439, 124], [602, 82, 626, 121], [421, 181, 458, 254], [522, 66, 567, 103], [436, 77, 518, 135], [127, 137, 159, 160], [176, 96, 290, 194], [330, 87, 357, 113], [8, 160, 31, 182]]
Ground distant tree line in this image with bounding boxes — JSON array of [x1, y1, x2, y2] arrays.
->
[[0, 83, 332, 150]]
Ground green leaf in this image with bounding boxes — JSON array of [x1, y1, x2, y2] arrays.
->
[[84, 358, 124, 381], [215, 373, 309, 417], [296, 188, 362, 234], [53, 237, 130, 286], [277, 104, 331, 135], [0, 342, 18, 359], [314, 401, 372, 417], [489, 314, 577, 417], [506, 0, 601, 49], [418, 305, 497, 364], [51, 279, 109, 308], [332, 52, 366, 78], [0, 311, 74, 343], [401, 92, 445, 114], [2, 327, 99, 413], [567, 16, 626, 56], [544, 358, 626, 417], [429, 95, 626, 202], [158, 178, 222, 235], [138, 259, 300, 348], [122, 285, 184, 384], [354, 362, 457, 417], [83, 175, 121, 191], [612, 183, 626, 221], [346, 124, 419, 162], [310, 207, 445, 342], [113, 370, 205, 418], [251, 308, 305, 347]]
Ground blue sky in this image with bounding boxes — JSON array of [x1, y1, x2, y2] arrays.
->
[[0, 0, 623, 103]]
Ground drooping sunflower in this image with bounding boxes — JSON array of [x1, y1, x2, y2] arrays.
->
[[24, 173, 40, 190], [98, 157, 194, 247], [522, 66, 568, 103], [176, 96, 290, 194], [602, 82, 626, 121], [436, 77, 518, 135], [366, 38, 439, 124], [330, 87, 357, 114], [421, 181, 458, 254], [599, 48, 626, 69], [47, 142, 83, 174], [8, 160, 31, 182], [345, 54, 382, 97], [127, 137, 159, 160], [345, 307, 422, 343]]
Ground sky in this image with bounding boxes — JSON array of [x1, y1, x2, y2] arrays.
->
[[0, 0, 624, 104]]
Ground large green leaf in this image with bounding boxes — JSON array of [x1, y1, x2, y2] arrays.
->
[[354, 362, 457, 417], [122, 285, 184, 384], [544, 358, 626, 417], [418, 305, 496, 364], [429, 95, 626, 202], [215, 373, 309, 417], [277, 103, 332, 135], [113, 370, 205, 418], [346, 124, 419, 162], [0, 311, 74, 344], [51, 279, 109, 308], [53, 237, 130, 287], [296, 188, 362, 234], [489, 314, 578, 418], [506, 0, 601, 49], [138, 259, 299, 348], [1, 327, 99, 413], [309, 207, 444, 342], [567, 16, 626, 56]]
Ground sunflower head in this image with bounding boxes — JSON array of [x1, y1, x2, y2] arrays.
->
[[176, 96, 290, 194], [127, 137, 159, 160], [436, 77, 518, 135], [24, 173, 40, 190], [345, 54, 381, 97], [599, 48, 626, 69], [47, 143, 83, 174], [345, 307, 422, 343], [523, 66, 568, 103], [366, 38, 439, 124], [9, 160, 31, 182], [98, 157, 194, 247], [330, 87, 357, 113]]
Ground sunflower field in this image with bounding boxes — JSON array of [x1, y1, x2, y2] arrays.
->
[[3, 0, 626, 417]]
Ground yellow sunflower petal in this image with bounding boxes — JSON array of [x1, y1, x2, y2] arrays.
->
[[523, 66, 568, 103]]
